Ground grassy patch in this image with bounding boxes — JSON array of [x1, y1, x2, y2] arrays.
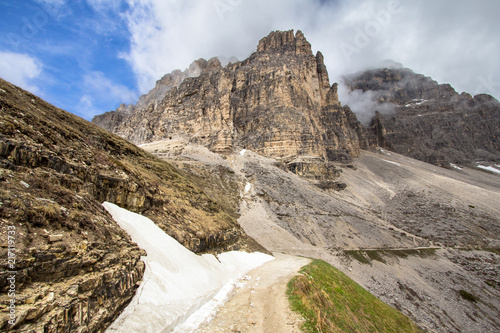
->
[[365, 250, 386, 263], [391, 249, 437, 259], [287, 260, 423, 333], [345, 250, 371, 264], [346, 249, 437, 265]]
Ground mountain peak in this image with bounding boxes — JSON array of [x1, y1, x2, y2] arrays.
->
[[257, 29, 312, 56], [92, 29, 366, 178]]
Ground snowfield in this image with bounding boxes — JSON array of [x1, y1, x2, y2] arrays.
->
[[102, 202, 274, 333]]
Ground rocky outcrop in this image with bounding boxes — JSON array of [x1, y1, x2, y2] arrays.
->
[[343, 68, 500, 166], [92, 58, 222, 134], [0, 78, 264, 332], [93, 30, 369, 179]]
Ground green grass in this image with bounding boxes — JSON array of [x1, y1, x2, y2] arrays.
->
[[345, 249, 437, 265], [287, 260, 424, 333]]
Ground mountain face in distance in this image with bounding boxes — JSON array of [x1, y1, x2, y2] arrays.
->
[[93, 30, 369, 180], [343, 68, 500, 166]]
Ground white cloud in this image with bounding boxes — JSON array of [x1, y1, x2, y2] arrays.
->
[[122, 0, 317, 92], [310, 0, 500, 102], [121, 0, 500, 104], [338, 85, 396, 126], [0, 52, 42, 92], [83, 71, 136, 101], [76, 71, 138, 118]]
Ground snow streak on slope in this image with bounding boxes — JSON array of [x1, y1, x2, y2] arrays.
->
[[477, 165, 500, 175], [102, 202, 274, 333]]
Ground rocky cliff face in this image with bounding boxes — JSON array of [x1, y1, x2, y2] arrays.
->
[[343, 68, 500, 166], [92, 30, 369, 179], [0, 78, 264, 332]]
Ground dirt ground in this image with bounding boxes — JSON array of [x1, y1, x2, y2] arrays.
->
[[196, 253, 310, 333]]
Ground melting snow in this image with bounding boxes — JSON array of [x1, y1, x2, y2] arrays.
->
[[384, 160, 401, 167], [244, 182, 252, 193], [450, 163, 463, 170], [103, 202, 273, 333], [240, 149, 247, 156], [378, 148, 391, 155], [477, 165, 500, 175], [404, 99, 428, 107]]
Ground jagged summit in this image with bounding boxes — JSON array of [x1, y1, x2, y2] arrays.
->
[[256, 29, 312, 56], [344, 67, 500, 165], [93, 30, 368, 178], [93, 29, 500, 169]]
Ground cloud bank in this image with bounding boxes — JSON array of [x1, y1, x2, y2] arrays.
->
[[121, 0, 500, 104]]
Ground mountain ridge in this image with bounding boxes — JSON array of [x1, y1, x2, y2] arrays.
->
[[343, 67, 500, 166], [93, 31, 500, 169], [92, 30, 370, 180]]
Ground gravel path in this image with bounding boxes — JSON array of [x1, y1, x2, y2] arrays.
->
[[197, 253, 309, 333]]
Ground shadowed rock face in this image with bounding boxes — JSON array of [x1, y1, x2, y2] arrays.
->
[[92, 30, 369, 179], [343, 68, 500, 166], [0, 78, 264, 332]]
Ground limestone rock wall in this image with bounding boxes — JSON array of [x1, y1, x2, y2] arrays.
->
[[93, 30, 368, 178], [344, 68, 500, 166]]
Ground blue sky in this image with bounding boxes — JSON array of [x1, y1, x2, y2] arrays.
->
[[0, 0, 137, 119], [1, 0, 500, 121]]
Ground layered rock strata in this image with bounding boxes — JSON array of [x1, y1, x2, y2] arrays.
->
[[0, 78, 263, 332], [93, 30, 369, 179], [343, 68, 500, 166]]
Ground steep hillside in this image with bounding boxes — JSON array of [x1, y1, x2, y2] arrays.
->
[[93, 30, 369, 179], [343, 68, 500, 166], [0, 78, 264, 331]]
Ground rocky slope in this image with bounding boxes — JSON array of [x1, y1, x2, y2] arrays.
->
[[89, 30, 500, 331], [343, 68, 500, 166], [0, 78, 264, 332], [142, 139, 500, 332], [93, 30, 369, 179]]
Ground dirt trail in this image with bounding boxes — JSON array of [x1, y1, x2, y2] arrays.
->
[[197, 253, 310, 333]]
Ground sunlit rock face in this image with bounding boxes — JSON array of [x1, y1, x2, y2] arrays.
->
[[93, 30, 370, 179]]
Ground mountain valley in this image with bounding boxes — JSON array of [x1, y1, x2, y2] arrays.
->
[[1, 29, 500, 332]]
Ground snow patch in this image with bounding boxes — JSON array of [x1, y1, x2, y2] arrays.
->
[[405, 99, 428, 107], [244, 182, 251, 193], [384, 160, 401, 167], [477, 165, 500, 175], [103, 202, 273, 333], [450, 163, 462, 170], [240, 149, 247, 156], [378, 147, 391, 155]]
